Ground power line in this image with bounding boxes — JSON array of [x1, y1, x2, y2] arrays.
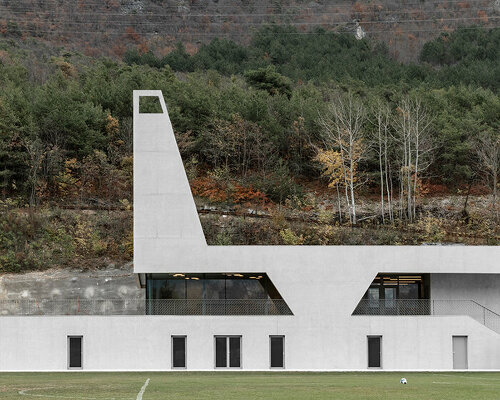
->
[[2, 14, 499, 29], [4, 24, 499, 37], [0, 0, 495, 11], [1, 6, 495, 24], [0, 3, 497, 17]]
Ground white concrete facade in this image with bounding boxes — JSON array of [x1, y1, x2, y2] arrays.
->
[[431, 274, 500, 313], [0, 313, 499, 371], [130, 90, 500, 371], [0, 90, 498, 372]]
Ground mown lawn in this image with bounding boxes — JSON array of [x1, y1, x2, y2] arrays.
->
[[1, 372, 500, 400]]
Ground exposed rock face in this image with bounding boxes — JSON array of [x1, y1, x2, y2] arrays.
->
[[0, 263, 143, 302], [494, 0, 500, 12], [355, 25, 366, 40]]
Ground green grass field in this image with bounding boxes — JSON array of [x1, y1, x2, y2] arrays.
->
[[1, 372, 500, 400]]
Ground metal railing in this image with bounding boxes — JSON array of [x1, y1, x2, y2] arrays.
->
[[0, 299, 293, 316], [352, 299, 500, 334]]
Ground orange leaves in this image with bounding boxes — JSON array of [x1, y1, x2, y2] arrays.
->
[[125, 27, 141, 43], [112, 43, 126, 58], [191, 176, 228, 202], [191, 176, 268, 205], [185, 43, 198, 56], [414, 176, 431, 198], [232, 184, 268, 204], [477, 10, 488, 23], [137, 41, 149, 55]]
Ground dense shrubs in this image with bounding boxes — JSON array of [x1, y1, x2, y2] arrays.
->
[[0, 206, 132, 273], [1, 26, 500, 209]]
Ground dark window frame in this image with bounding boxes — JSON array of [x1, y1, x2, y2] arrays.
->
[[145, 273, 284, 301], [67, 335, 83, 370], [269, 335, 285, 369], [364, 274, 430, 301], [171, 335, 187, 369], [367, 335, 382, 369], [214, 335, 242, 369]]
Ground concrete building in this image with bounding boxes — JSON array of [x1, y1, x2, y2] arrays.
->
[[0, 90, 498, 371]]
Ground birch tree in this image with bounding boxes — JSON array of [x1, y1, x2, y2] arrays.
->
[[392, 96, 434, 222], [372, 101, 394, 223], [318, 92, 368, 224], [314, 149, 345, 222]]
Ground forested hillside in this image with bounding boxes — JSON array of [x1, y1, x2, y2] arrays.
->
[[1, 25, 499, 272], [1, 0, 500, 62]]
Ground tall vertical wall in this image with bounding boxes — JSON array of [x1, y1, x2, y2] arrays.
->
[[431, 274, 500, 314]]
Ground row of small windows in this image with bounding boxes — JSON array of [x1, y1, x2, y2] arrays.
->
[[175, 335, 285, 369], [66, 335, 285, 369], [67, 334, 467, 370]]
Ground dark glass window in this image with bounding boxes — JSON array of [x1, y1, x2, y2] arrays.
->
[[363, 274, 430, 302], [368, 287, 379, 308], [215, 337, 227, 367], [186, 279, 203, 299], [172, 336, 186, 368], [205, 279, 226, 299], [270, 336, 284, 368], [384, 287, 396, 308], [154, 279, 186, 299], [229, 337, 241, 367], [368, 336, 381, 368], [215, 336, 241, 368], [399, 283, 419, 299], [146, 273, 283, 301], [68, 336, 82, 369]]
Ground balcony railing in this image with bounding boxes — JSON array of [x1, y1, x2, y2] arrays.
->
[[353, 299, 500, 334], [353, 299, 432, 316], [0, 299, 293, 316]]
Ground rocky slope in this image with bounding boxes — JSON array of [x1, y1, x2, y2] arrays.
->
[[1, 0, 499, 61]]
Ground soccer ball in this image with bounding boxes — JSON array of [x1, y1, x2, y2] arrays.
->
[[400, 378, 407, 384]]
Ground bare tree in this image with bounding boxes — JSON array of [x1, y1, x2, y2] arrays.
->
[[475, 131, 500, 225], [372, 100, 394, 224], [318, 92, 368, 224], [392, 96, 434, 222]]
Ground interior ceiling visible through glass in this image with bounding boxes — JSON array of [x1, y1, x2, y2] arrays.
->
[[146, 273, 284, 300]]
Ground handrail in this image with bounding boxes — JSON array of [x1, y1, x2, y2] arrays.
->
[[352, 299, 500, 334], [0, 299, 293, 316]]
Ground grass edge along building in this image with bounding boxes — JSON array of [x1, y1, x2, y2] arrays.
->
[[0, 90, 499, 371]]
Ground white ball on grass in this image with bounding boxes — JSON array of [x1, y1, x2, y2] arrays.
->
[[400, 378, 407, 384]]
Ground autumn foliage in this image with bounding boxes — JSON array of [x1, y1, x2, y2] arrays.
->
[[191, 176, 268, 205]]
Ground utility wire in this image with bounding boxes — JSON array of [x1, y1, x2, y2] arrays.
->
[[0, 2, 497, 17], [2, 14, 498, 27], [4, 24, 499, 37], [0, 0, 495, 10], [1, 7, 496, 25]]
